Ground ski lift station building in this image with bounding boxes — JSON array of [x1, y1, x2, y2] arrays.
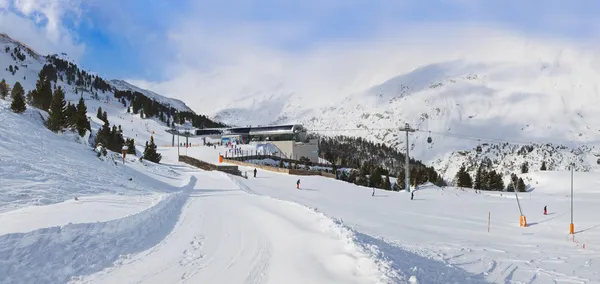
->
[[168, 124, 320, 163]]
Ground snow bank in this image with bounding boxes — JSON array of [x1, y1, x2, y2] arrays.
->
[[0, 101, 162, 212], [234, 173, 490, 283], [228, 174, 402, 283], [0, 176, 196, 284]]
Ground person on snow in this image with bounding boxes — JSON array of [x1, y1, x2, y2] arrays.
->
[[253, 168, 257, 178], [544, 206, 547, 215], [411, 191, 414, 200], [372, 188, 375, 196], [296, 179, 301, 189]]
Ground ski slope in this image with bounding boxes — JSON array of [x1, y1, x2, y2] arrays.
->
[[76, 170, 392, 284], [0, 100, 395, 283], [172, 145, 600, 283], [3, 94, 600, 283]]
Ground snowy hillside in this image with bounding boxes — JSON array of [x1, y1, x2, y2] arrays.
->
[[209, 52, 600, 176], [110, 79, 193, 113], [433, 142, 600, 182], [0, 33, 194, 114], [0, 91, 395, 283]]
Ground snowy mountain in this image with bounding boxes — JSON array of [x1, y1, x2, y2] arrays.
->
[[110, 79, 193, 113], [0, 33, 194, 114], [4, 33, 600, 283], [209, 53, 600, 179]]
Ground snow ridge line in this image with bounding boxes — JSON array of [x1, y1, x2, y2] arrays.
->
[[0, 175, 197, 284], [226, 174, 405, 283]]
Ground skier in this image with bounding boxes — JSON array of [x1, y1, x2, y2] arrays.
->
[[411, 191, 414, 200], [544, 206, 547, 215], [372, 188, 375, 196], [296, 179, 301, 189], [253, 168, 257, 178]]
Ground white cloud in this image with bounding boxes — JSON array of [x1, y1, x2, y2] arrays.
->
[[130, 20, 600, 118], [0, 0, 84, 59]]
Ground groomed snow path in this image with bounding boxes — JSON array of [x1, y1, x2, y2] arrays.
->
[[73, 170, 392, 284]]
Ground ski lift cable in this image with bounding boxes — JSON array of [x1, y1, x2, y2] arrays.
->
[[307, 127, 538, 145], [417, 129, 535, 145]]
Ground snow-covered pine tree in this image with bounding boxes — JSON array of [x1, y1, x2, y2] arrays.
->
[[521, 162, 529, 174]]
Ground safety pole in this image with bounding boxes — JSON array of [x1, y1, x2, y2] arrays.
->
[[515, 179, 526, 227], [403, 123, 416, 194], [570, 165, 574, 234]]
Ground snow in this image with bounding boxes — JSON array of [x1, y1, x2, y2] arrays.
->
[[77, 171, 392, 284], [3, 98, 600, 283], [3, 33, 600, 283], [204, 48, 600, 177], [109, 79, 193, 113], [0, 97, 394, 283], [0, 194, 162, 235], [222, 159, 600, 283]]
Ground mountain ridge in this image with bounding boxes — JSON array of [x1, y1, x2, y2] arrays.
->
[[0, 33, 195, 115]]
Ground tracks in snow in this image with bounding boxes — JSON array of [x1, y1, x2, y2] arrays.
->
[[76, 171, 389, 284]]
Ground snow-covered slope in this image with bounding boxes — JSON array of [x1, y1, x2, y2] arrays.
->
[[0, 99, 170, 213], [0, 33, 194, 114], [209, 49, 600, 176], [221, 157, 600, 284], [0, 97, 395, 283], [110, 79, 193, 113]]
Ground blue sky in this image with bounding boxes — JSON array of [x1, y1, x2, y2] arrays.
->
[[1, 0, 599, 83]]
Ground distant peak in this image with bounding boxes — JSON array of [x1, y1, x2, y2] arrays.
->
[[0, 33, 42, 60]]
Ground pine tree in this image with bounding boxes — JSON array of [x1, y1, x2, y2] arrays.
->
[[75, 97, 90, 137], [521, 162, 529, 174], [383, 174, 391, 190], [46, 86, 67, 132], [143, 136, 162, 163], [473, 166, 482, 189], [506, 182, 515, 192], [95, 121, 111, 147], [65, 102, 77, 127], [97, 106, 103, 121], [126, 138, 136, 155], [369, 167, 384, 189], [10, 81, 26, 113], [455, 165, 472, 188], [517, 178, 526, 192], [540, 161, 547, 171], [493, 171, 505, 191], [0, 79, 9, 99], [30, 70, 53, 110], [102, 111, 108, 123], [394, 169, 406, 191], [108, 125, 125, 152]]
